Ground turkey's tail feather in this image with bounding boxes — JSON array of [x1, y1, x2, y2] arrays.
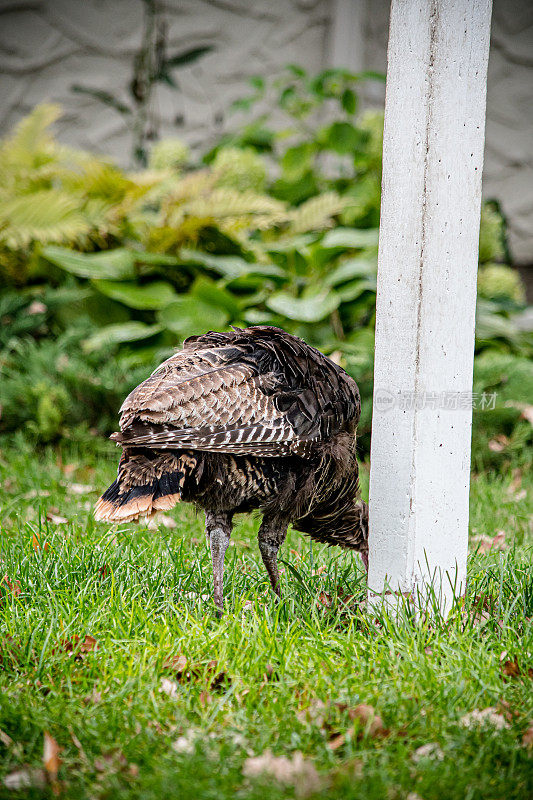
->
[[94, 449, 197, 523]]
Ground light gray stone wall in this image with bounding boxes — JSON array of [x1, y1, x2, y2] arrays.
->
[[1, 0, 532, 263]]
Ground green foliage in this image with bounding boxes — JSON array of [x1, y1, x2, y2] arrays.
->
[[0, 89, 531, 465], [212, 147, 267, 193], [0, 324, 155, 441], [148, 138, 190, 170], [478, 263, 526, 304]]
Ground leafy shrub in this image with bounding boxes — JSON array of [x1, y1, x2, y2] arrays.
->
[[0, 86, 531, 465]]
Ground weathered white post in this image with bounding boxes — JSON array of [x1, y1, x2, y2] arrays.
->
[[368, 0, 493, 615]]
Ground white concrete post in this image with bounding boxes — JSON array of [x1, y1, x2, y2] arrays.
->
[[368, 0, 492, 616]]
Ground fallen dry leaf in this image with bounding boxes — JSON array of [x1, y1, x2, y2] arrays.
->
[[242, 750, 321, 798], [471, 530, 507, 553], [1, 575, 21, 598], [172, 730, 196, 754], [3, 767, 46, 790], [0, 729, 13, 747], [317, 591, 333, 609], [296, 698, 327, 728], [46, 512, 68, 525], [147, 513, 177, 530], [412, 742, 444, 763], [350, 704, 386, 738], [27, 300, 47, 315], [23, 489, 51, 500], [32, 533, 49, 552], [53, 634, 98, 658], [43, 732, 61, 782], [199, 690, 212, 707], [521, 406, 533, 426], [65, 483, 95, 496], [160, 678, 178, 698], [488, 435, 508, 452], [522, 725, 533, 748], [163, 654, 187, 673], [501, 657, 533, 681], [460, 707, 509, 730], [327, 732, 346, 751]]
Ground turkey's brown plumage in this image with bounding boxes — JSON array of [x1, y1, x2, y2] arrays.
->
[[95, 326, 368, 609]]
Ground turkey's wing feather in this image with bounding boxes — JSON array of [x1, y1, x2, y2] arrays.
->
[[114, 328, 360, 457], [116, 344, 301, 455]]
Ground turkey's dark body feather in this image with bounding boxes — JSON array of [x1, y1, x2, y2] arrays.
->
[[95, 327, 368, 574]]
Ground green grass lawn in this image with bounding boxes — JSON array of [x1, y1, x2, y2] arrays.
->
[[0, 432, 532, 799]]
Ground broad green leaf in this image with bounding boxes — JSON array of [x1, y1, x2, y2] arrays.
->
[[281, 143, 315, 179], [341, 88, 357, 115], [92, 280, 178, 310], [320, 121, 367, 155], [134, 252, 182, 266], [191, 276, 241, 317], [158, 297, 229, 338], [42, 247, 137, 280], [324, 256, 376, 286], [337, 278, 376, 303], [320, 227, 379, 250], [266, 289, 340, 322], [83, 322, 163, 351], [179, 248, 285, 280]]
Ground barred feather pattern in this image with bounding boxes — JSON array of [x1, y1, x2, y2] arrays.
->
[[95, 326, 367, 554]]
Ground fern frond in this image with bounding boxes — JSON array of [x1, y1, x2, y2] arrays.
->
[[287, 192, 347, 234], [0, 191, 89, 249]]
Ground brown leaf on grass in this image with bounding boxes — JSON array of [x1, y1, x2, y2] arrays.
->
[[0, 635, 24, 667], [147, 513, 177, 530], [46, 512, 68, 525], [43, 732, 61, 782], [264, 664, 279, 682], [32, 533, 49, 552], [199, 691, 212, 707], [501, 657, 533, 681], [160, 678, 178, 698], [296, 698, 327, 728], [23, 489, 50, 500], [53, 634, 98, 658], [0, 729, 13, 747], [317, 591, 333, 609], [1, 575, 21, 597], [522, 725, 533, 748], [412, 742, 444, 763], [460, 707, 509, 729], [64, 483, 95, 496], [61, 463, 78, 477], [3, 767, 46, 790], [163, 654, 187, 673], [327, 732, 346, 751], [521, 406, 533, 426], [84, 688, 102, 705], [350, 704, 387, 738], [471, 531, 507, 553], [488, 435, 508, 452], [242, 750, 321, 798], [506, 468, 523, 496]]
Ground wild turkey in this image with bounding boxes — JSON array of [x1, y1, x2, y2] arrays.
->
[[95, 326, 368, 611]]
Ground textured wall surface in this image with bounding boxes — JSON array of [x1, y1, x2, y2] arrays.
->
[[0, 0, 532, 262]]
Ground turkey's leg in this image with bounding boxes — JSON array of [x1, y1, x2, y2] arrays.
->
[[258, 519, 287, 598], [205, 511, 233, 614]]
